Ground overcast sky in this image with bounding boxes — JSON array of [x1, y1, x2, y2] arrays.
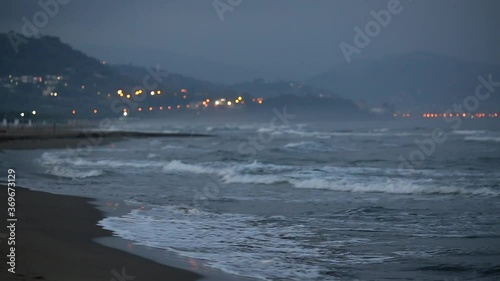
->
[[1, 0, 499, 79]]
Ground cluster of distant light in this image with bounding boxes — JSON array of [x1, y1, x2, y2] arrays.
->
[[3, 74, 67, 96], [19, 111, 37, 117], [116, 88, 189, 98], [394, 113, 499, 118], [67, 91, 265, 116], [3, 74, 62, 85]]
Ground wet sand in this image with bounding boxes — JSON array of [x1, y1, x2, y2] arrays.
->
[[0, 186, 201, 281]]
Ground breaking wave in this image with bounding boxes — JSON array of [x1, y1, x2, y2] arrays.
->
[[465, 136, 500, 143], [46, 166, 104, 179]]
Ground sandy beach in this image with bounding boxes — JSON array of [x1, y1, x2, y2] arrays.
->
[[0, 128, 210, 280], [0, 185, 201, 281]]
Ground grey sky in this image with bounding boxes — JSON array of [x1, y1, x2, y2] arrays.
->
[[1, 0, 499, 80]]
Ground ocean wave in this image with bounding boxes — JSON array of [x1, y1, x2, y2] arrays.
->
[[283, 141, 358, 152], [99, 205, 324, 281], [39, 152, 165, 169], [160, 159, 499, 197], [289, 178, 499, 196], [161, 144, 184, 150], [206, 124, 261, 132], [258, 127, 414, 139], [453, 130, 486, 135], [373, 128, 390, 133], [39, 153, 497, 196], [162, 160, 292, 179], [46, 166, 104, 179], [284, 141, 330, 152], [192, 161, 498, 196], [163, 160, 216, 174], [162, 130, 180, 134], [465, 136, 500, 143], [221, 173, 289, 185]]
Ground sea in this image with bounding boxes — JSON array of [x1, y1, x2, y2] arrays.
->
[[2, 118, 500, 281]]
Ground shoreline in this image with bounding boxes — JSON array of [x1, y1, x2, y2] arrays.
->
[[0, 129, 212, 150], [0, 185, 202, 281]]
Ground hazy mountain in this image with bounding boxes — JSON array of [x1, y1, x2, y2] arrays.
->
[[230, 78, 339, 98], [308, 52, 500, 111], [80, 44, 270, 85], [1, 34, 368, 120], [1, 35, 110, 77], [113, 64, 223, 94], [0, 33, 141, 116], [115, 64, 366, 119]]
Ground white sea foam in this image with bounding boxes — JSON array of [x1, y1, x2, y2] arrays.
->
[[162, 130, 180, 134], [158, 160, 500, 196], [465, 136, 500, 143], [290, 178, 499, 196], [162, 160, 292, 181], [161, 144, 184, 150], [283, 141, 356, 152], [39, 152, 165, 169], [258, 127, 414, 139], [39, 152, 498, 196], [99, 205, 324, 281], [162, 160, 215, 174], [284, 141, 327, 151], [46, 166, 104, 179], [147, 153, 160, 159], [453, 130, 486, 135]]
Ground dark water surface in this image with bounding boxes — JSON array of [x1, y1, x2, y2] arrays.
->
[[2, 120, 500, 280]]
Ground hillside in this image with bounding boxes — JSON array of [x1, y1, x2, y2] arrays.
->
[[114, 65, 366, 118], [308, 52, 500, 111], [82, 44, 267, 84], [0, 33, 368, 120], [0, 33, 140, 117]]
